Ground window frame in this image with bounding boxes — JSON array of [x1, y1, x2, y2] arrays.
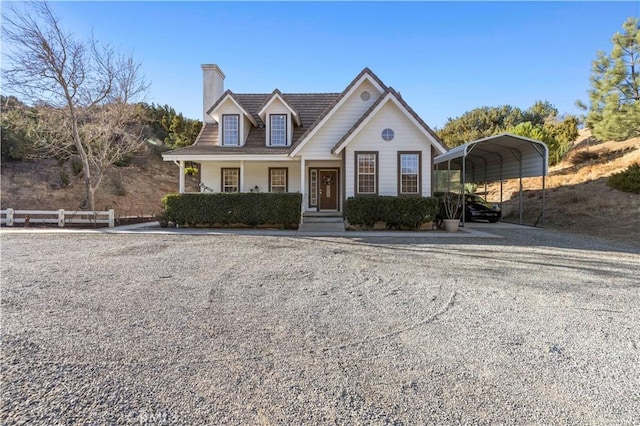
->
[[354, 151, 378, 196], [397, 151, 422, 196], [220, 168, 240, 193], [221, 114, 240, 146], [309, 169, 318, 207], [268, 167, 288, 193], [269, 114, 288, 146]]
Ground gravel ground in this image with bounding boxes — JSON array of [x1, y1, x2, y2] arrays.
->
[[1, 228, 639, 424]]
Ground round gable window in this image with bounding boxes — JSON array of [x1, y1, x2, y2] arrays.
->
[[360, 91, 371, 101], [381, 128, 395, 141]]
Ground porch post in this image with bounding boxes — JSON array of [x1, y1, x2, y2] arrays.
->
[[300, 157, 306, 223], [179, 160, 185, 193], [240, 160, 245, 192]]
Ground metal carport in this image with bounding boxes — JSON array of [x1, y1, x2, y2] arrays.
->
[[433, 133, 548, 226]]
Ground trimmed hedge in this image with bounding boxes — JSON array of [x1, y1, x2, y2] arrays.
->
[[161, 192, 302, 228], [345, 196, 440, 229], [607, 163, 640, 194]]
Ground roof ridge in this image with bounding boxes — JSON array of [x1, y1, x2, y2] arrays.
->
[[288, 68, 388, 154]]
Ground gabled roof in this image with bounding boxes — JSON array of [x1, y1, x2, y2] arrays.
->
[[164, 93, 340, 156], [331, 88, 448, 155], [288, 67, 388, 156], [206, 90, 258, 126], [257, 89, 301, 126], [163, 67, 446, 159]]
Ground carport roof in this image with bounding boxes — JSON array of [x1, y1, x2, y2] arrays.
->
[[434, 133, 548, 182]]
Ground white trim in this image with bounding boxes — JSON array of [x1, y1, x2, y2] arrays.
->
[[209, 94, 258, 126], [163, 154, 295, 162], [240, 160, 245, 192], [332, 93, 448, 155], [258, 93, 301, 126], [289, 73, 385, 157], [300, 157, 306, 220], [178, 160, 185, 193]]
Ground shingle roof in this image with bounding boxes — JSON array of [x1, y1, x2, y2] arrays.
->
[[163, 67, 441, 158], [167, 92, 340, 155]]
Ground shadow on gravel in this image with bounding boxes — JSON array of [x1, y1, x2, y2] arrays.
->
[[289, 235, 639, 282], [334, 228, 640, 255]]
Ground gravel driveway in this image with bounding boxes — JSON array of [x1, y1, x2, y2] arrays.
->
[[1, 228, 639, 424]]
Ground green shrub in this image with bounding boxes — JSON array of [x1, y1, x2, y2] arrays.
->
[[161, 192, 302, 228], [607, 163, 640, 194], [345, 196, 439, 229]]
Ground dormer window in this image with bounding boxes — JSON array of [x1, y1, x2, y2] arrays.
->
[[222, 114, 239, 146], [270, 114, 287, 146]]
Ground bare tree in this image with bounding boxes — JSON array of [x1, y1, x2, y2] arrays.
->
[[2, 1, 149, 210]]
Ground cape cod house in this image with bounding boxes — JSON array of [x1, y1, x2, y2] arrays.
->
[[163, 65, 448, 216]]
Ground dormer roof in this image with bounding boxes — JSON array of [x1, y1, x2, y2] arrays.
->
[[206, 90, 258, 127], [257, 89, 302, 126]]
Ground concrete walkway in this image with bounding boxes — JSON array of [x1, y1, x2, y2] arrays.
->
[[1, 221, 510, 238]]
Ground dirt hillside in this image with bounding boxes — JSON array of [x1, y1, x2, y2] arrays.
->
[[485, 129, 639, 245], [0, 152, 199, 220]]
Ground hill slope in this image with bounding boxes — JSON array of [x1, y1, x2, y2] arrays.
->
[[486, 130, 639, 245], [1, 153, 199, 219]]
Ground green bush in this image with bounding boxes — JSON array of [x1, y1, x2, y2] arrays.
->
[[161, 192, 302, 228], [607, 163, 640, 194], [345, 196, 439, 229]]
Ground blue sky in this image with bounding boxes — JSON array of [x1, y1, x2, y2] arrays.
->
[[6, 1, 639, 128]]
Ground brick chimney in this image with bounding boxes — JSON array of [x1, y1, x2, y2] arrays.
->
[[201, 64, 225, 123]]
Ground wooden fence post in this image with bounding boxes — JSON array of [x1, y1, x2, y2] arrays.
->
[[7, 208, 14, 227], [108, 209, 115, 227], [58, 209, 65, 227]]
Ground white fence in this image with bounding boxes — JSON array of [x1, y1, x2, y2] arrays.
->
[[0, 209, 114, 228]]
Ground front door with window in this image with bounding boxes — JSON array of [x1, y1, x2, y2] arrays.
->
[[319, 170, 338, 210]]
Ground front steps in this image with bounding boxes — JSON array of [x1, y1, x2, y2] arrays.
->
[[298, 214, 345, 233]]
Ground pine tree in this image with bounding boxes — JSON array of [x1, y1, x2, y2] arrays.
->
[[580, 17, 640, 141]]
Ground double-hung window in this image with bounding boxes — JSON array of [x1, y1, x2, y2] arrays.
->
[[398, 152, 421, 195], [269, 168, 288, 193], [222, 114, 239, 146], [270, 114, 287, 146], [355, 152, 378, 195], [221, 168, 240, 192]]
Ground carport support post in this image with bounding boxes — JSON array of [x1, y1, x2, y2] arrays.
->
[[461, 156, 466, 226], [500, 161, 503, 208], [519, 164, 523, 225], [542, 175, 546, 227]]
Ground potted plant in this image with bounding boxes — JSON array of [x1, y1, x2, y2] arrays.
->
[[441, 192, 462, 232]]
